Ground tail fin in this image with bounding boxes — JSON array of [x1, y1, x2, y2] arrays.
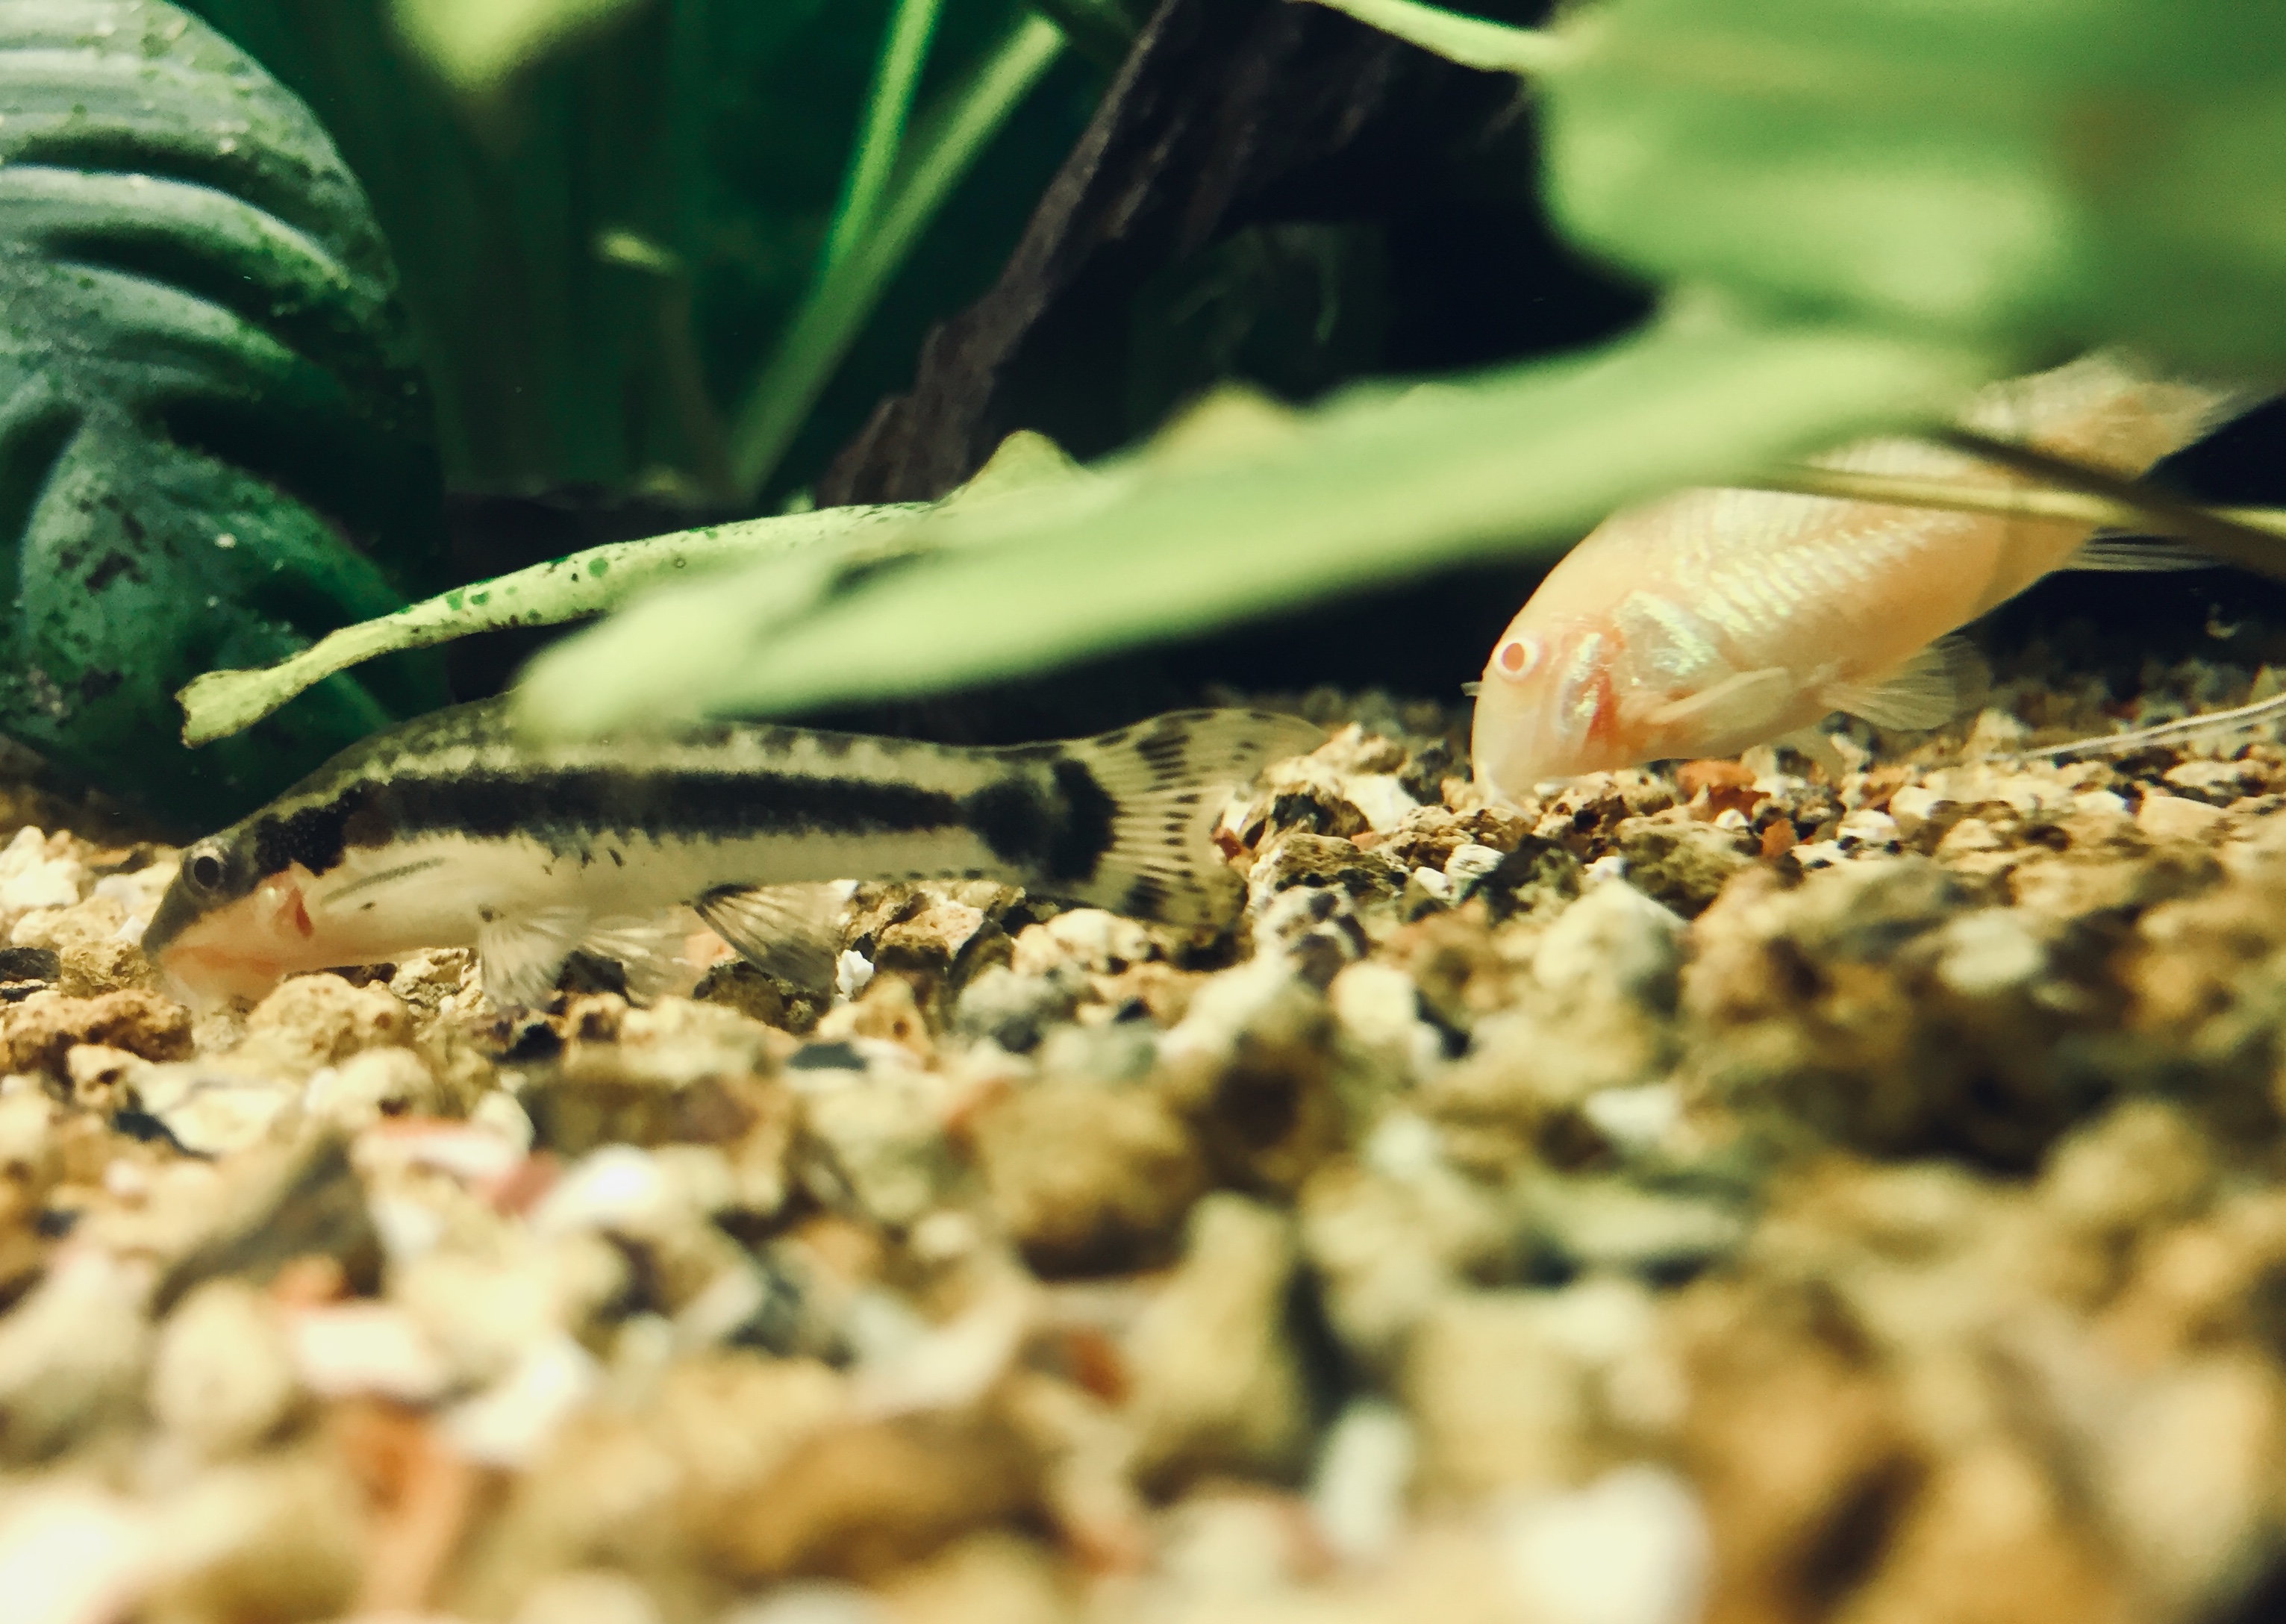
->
[[1046, 709, 1324, 928], [1963, 351, 2259, 477]]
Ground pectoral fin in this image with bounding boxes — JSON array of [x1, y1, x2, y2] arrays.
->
[[1637, 666, 1800, 737], [477, 906, 589, 1007], [580, 914, 695, 1003], [694, 883, 849, 990], [1820, 637, 1987, 731]]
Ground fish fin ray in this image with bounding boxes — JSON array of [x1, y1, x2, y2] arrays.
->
[[694, 883, 848, 990], [1820, 636, 1987, 731], [1637, 666, 1798, 737], [478, 906, 587, 1008], [1047, 709, 1325, 929], [579, 913, 695, 1003], [1960, 352, 2254, 465], [2067, 534, 2224, 572]]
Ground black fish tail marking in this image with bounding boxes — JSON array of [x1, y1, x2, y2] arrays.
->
[[1024, 709, 1324, 928]]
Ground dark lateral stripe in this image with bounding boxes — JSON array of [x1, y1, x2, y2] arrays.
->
[[255, 766, 975, 875], [961, 758, 1116, 881]]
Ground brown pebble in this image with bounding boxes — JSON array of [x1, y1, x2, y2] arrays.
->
[[0, 987, 190, 1075], [1678, 759, 1758, 797], [971, 1083, 1208, 1275], [233, 972, 414, 1078], [331, 1397, 499, 1614], [1126, 1195, 1313, 1493], [709, 1408, 1044, 1583], [880, 1531, 1077, 1624], [10, 896, 150, 996]]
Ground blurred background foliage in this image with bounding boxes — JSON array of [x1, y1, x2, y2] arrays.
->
[[22, 0, 2286, 825], [174, 0, 1111, 502]]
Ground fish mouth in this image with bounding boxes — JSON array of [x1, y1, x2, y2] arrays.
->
[[145, 876, 321, 1008], [153, 936, 290, 1009], [1469, 688, 1558, 807]]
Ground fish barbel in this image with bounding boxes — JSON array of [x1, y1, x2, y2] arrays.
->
[[1469, 354, 2244, 799], [143, 698, 1322, 1007]]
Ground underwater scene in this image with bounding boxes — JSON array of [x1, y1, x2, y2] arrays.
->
[[4, 1, 2286, 1621]]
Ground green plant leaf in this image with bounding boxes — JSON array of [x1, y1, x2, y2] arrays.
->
[[389, 0, 650, 93], [728, 12, 1069, 500], [515, 316, 1996, 737], [1540, 0, 2286, 373], [176, 499, 925, 745], [1295, 0, 1572, 74], [0, 0, 451, 826], [183, 0, 1099, 498]]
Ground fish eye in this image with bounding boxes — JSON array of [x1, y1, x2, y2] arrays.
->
[[184, 846, 227, 893], [1493, 636, 1542, 681]]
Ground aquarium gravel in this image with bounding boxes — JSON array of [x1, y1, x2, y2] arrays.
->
[[6, 663, 2286, 1624]]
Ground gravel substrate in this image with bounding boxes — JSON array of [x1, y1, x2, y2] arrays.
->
[[7, 660, 2286, 1624]]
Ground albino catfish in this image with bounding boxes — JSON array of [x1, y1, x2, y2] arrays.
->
[[1469, 354, 2246, 799], [145, 698, 1321, 1006]]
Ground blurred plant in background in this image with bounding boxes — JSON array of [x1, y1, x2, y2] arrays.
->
[[180, 0, 1108, 501], [13, 0, 2286, 826]]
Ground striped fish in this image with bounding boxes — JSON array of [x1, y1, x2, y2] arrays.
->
[[144, 698, 1322, 1007]]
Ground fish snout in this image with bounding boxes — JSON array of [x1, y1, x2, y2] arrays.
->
[[146, 869, 318, 1008], [1470, 623, 1598, 802]]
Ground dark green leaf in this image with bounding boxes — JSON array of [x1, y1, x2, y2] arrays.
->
[[0, 0, 450, 825]]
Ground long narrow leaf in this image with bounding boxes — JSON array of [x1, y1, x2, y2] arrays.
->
[[522, 318, 1998, 737], [178, 502, 921, 745], [1296, 0, 1578, 74], [728, 13, 1067, 500], [821, 0, 946, 276]]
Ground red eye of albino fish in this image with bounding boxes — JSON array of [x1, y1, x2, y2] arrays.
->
[[1494, 637, 1541, 679]]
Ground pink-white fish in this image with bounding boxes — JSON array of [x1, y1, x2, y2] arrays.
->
[[1467, 355, 2243, 799]]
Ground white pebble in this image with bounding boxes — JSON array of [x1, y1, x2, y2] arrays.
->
[[286, 1303, 452, 1402], [1834, 808, 1902, 855], [0, 1486, 151, 1624], [2137, 792, 2228, 842], [1935, 911, 2048, 999], [1362, 1111, 1444, 1181], [151, 1281, 300, 1458], [1581, 1083, 1682, 1155], [1497, 1463, 1710, 1624], [1311, 1397, 1417, 1564], [717, 1584, 887, 1624], [530, 1144, 671, 1240], [1886, 784, 1955, 834], [1343, 773, 1420, 832], [441, 1332, 602, 1467], [1443, 843, 1508, 888]]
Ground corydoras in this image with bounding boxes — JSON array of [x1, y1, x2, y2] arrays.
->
[[144, 697, 1322, 1008], [1469, 354, 2243, 799]]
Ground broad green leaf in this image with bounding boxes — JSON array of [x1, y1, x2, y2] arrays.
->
[[0, 0, 451, 825], [389, 0, 649, 93], [514, 318, 1996, 737], [185, 1, 1099, 496], [1540, 0, 2286, 373]]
